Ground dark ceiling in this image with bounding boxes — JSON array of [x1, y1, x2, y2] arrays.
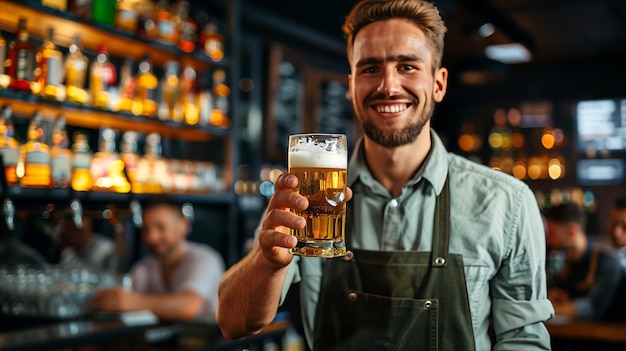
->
[[242, 0, 626, 70]]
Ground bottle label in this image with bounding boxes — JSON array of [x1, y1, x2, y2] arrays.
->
[[73, 152, 91, 169], [117, 9, 139, 30], [25, 150, 50, 165], [17, 49, 34, 81], [46, 55, 62, 86], [90, 157, 112, 178], [52, 155, 71, 183], [157, 20, 175, 41], [0, 43, 6, 75], [0, 147, 19, 166]]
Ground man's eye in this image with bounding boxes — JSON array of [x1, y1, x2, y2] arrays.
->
[[400, 64, 415, 71], [363, 67, 378, 73]]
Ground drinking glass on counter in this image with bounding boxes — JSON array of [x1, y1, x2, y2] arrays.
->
[[288, 133, 348, 258], [0, 264, 131, 319]]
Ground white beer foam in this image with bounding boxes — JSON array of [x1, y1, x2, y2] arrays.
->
[[289, 150, 347, 169]]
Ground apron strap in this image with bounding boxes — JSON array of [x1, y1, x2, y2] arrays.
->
[[432, 176, 450, 267]]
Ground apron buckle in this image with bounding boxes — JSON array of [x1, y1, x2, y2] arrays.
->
[[434, 256, 446, 266]]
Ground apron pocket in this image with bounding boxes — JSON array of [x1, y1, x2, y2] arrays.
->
[[330, 290, 439, 351]]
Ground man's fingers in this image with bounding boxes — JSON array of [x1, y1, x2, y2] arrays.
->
[[267, 188, 308, 212], [274, 173, 298, 190], [262, 208, 306, 231], [258, 228, 298, 249]]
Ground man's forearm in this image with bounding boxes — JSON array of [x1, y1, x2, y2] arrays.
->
[[136, 290, 204, 321], [216, 246, 291, 340]]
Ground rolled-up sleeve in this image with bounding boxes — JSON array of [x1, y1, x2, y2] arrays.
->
[[490, 186, 554, 350]]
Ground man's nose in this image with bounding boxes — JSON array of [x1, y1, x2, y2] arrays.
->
[[377, 69, 402, 96]]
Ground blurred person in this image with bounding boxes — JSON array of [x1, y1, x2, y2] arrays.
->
[[56, 215, 118, 273], [217, 0, 553, 349], [609, 196, 626, 267], [91, 197, 225, 321], [544, 202, 626, 321]]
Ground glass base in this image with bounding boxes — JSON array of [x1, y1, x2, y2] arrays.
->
[[290, 240, 347, 258]]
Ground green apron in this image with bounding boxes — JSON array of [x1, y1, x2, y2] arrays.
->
[[312, 177, 476, 351]]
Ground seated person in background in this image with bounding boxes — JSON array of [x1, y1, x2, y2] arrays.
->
[[92, 197, 225, 321], [544, 202, 626, 321], [57, 215, 118, 273], [609, 196, 626, 267]]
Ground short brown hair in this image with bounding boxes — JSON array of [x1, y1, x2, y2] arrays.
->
[[343, 0, 447, 72], [543, 202, 587, 229]]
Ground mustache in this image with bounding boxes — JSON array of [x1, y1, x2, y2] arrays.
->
[[365, 93, 418, 105]]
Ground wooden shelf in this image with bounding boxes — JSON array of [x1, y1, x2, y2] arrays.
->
[[0, 90, 231, 141], [0, 0, 227, 71], [7, 185, 233, 207]]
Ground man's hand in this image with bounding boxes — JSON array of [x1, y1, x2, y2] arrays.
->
[[548, 288, 570, 304], [257, 173, 352, 270], [91, 288, 142, 312]]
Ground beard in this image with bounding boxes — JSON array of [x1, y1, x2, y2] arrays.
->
[[148, 242, 178, 259], [361, 97, 435, 148]]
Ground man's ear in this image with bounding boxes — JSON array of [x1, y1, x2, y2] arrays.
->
[[433, 67, 448, 103]]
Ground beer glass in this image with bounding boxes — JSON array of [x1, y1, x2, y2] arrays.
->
[[288, 133, 348, 257]]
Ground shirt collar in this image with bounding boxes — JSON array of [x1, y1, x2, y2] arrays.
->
[[347, 129, 449, 196]]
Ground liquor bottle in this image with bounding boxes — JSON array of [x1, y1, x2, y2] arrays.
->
[[116, 58, 135, 113], [155, 0, 178, 45], [0, 31, 7, 85], [157, 61, 181, 121], [50, 116, 72, 188], [115, 0, 140, 32], [21, 112, 51, 188], [199, 22, 223, 62], [65, 35, 89, 105], [210, 69, 230, 127], [32, 27, 65, 101], [42, 0, 68, 11], [121, 131, 139, 191], [7, 18, 35, 92], [175, 0, 196, 53], [180, 65, 199, 125], [134, 132, 168, 193], [133, 55, 158, 117], [90, 43, 117, 109], [92, 0, 117, 26], [137, 0, 157, 39], [90, 128, 130, 193], [69, 0, 92, 20], [196, 71, 212, 126], [0, 106, 19, 186], [70, 132, 92, 192]]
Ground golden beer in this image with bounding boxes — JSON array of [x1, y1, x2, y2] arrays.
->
[[288, 134, 348, 257]]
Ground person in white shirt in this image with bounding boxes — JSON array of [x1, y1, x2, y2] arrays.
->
[[57, 215, 118, 273], [92, 197, 225, 320]]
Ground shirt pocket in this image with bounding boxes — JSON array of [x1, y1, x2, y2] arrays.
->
[[463, 264, 490, 333]]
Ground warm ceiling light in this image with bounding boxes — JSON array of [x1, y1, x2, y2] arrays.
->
[[485, 43, 532, 64]]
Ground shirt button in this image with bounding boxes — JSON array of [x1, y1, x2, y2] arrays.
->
[[389, 199, 399, 208]]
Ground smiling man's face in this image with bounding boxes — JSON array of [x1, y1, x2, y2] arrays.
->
[[349, 18, 447, 148]]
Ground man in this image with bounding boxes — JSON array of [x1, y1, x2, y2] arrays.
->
[[544, 202, 625, 321], [217, 0, 553, 350], [92, 197, 225, 320], [609, 196, 626, 267], [56, 215, 119, 273]]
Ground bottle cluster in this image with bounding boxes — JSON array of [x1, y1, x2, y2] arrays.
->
[[36, 0, 224, 61], [0, 106, 222, 194], [0, 18, 230, 128]]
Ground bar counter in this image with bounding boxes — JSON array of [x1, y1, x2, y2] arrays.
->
[[0, 314, 291, 351], [546, 316, 626, 351]]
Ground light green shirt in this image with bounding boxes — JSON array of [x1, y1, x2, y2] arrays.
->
[[278, 130, 554, 351]]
